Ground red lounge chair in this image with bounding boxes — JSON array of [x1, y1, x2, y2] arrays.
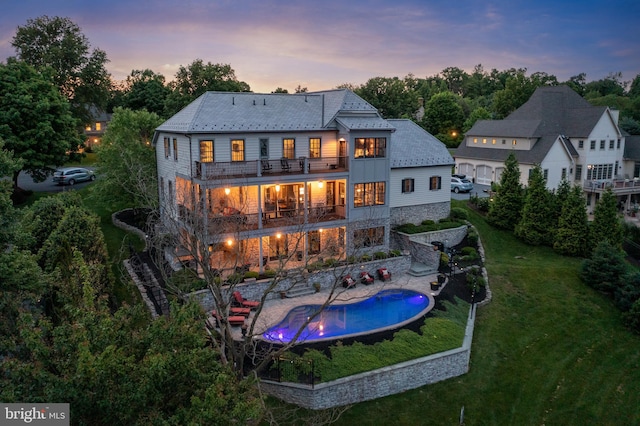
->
[[342, 275, 356, 288], [211, 310, 245, 326], [360, 271, 374, 285], [230, 307, 251, 317], [377, 267, 391, 281], [232, 291, 260, 310]]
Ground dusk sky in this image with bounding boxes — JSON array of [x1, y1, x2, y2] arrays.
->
[[1, 0, 639, 93]]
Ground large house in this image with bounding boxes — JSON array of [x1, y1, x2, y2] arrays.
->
[[454, 85, 639, 212], [152, 89, 453, 273]]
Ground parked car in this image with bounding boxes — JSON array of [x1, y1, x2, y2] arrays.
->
[[52, 167, 96, 185], [451, 176, 473, 193]]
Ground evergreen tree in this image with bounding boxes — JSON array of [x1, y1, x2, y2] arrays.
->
[[514, 164, 555, 245], [589, 189, 623, 252], [488, 152, 523, 230], [579, 241, 628, 293], [553, 185, 589, 256], [552, 179, 571, 228]]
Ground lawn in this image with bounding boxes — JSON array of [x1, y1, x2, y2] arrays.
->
[[334, 201, 640, 425]]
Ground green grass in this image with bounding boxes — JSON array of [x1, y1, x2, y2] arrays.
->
[[335, 201, 640, 425]]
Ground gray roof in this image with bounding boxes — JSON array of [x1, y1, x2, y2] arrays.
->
[[388, 119, 454, 168], [457, 85, 609, 164], [156, 89, 384, 134]]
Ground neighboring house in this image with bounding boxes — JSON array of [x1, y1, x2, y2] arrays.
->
[[152, 89, 451, 273], [83, 106, 111, 150], [388, 119, 454, 225], [454, 85, 637, 212]]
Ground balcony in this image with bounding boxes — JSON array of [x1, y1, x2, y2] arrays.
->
[[583, 178, 640, 195], [195, 156, 348, 180], [179, 204, 346, 235]]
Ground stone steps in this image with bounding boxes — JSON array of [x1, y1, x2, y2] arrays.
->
[[285, 283, 316, 298], [407, 261, 438, 277]]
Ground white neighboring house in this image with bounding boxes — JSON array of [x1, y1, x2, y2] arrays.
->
[[387, 119, 454, 225], [152, 89, 452, 273], [454, 85, 637, 212]]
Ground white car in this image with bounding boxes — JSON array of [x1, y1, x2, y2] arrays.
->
[[52, 167, 96, 185]]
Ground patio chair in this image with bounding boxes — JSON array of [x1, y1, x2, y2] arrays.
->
[[377, 267, 391, 281], [359, 271, 374, 285], [230, 307, 251, 317], [342, 275, 356, 289], [261, 159, 272, 173], [211, 310, 245, 327], [280, 157, 291, 172], [232, 291, 260, 310]]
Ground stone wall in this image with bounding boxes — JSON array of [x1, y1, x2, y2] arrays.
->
[[260, 303, 477, 410], [188, 254, 412, 312], [390, 201, 450, 226], [390, 224, 469, 270]]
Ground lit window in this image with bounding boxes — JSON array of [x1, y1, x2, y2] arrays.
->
[[354, 138, 386, 158], [309, 138, 321, 158], [200, 140, 213, 162], [402, 178, 414, 193], [492, 139, 496, 145], [95, 123, 101, 131], [231, 139, 245, 162], [354, 182, 385, 207], [512, 139, 517, 146], [473, 138, 478, 144], [85, 125, 92, 131], [429, 176, 442, 190], [283, 138, 295, 159], [482, 138, 487, 144]]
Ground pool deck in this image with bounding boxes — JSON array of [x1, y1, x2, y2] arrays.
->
[[217, 270, 447, 340]]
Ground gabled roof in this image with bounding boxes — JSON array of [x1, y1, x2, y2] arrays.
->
[[156, 89, 386, 134], [457, 85, 610, 163], [388, 119, 454, 168]]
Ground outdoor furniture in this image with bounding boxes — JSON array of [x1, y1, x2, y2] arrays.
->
[[377, 267, 391, 281], [230, 307, 251, 317], [280, 158, 291, 172], [211, 310, 245, 327], [360, 271, 374, 285], [232, 291, 260, 310], [261, 159, 273, 173], [342, 275, 356, 289]]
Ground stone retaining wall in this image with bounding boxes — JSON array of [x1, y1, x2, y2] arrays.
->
[[391, 224, 469, 270], [260, 303, 477, 410]]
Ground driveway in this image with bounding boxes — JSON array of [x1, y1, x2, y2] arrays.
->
[[451, 183, 491, 200], [17, 168, 96, 193]]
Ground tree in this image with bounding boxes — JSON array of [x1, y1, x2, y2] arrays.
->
[[492, 69, 544, 118], [117, 69, 171, 117], [462, 107, 491, 133], [0, 58, 82, 189], [94, 107, 162, 209], [11, 15, 111, 124], [354, 76, 420, 119], [488, 152, 523, 230], [589, 189, 623, 252], [579, 241, 627, 293], [421, 91, 465, 145], [553, 185, 589, 256], [164, 60, 251, 116], [0, 139, 24, 245], [584, 72, 626, 98], [514, 165, 555, 245]]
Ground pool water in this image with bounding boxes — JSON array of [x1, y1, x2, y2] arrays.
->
[[262, 289, 430, 344]]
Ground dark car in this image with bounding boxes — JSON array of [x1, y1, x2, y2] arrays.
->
[[52, 167, 96, 185]]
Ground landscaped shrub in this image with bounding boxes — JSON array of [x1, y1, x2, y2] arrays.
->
[[394, 220, 465, 234], [244, 271, 259, 280], [450, 207, 469, 221], [467, 229, 479, 247], [168, 268, 207, 293], [465, 265, 486, 293], [374, 251, 388, 260], [459, 246, 479, 261], [579, 241, 628, 293], [360, 254, 372, 262], [323, 258, 338, 267], [261, 269, 277, 279], [389, 249, 402, 257], [225, 273, 243, 285]]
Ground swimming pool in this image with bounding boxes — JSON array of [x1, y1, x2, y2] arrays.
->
[[262, 289, 431, 344]]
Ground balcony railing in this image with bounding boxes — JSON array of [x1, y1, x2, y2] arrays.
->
[[195, 156, 348, 180], [582, 178, 640, 195]]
